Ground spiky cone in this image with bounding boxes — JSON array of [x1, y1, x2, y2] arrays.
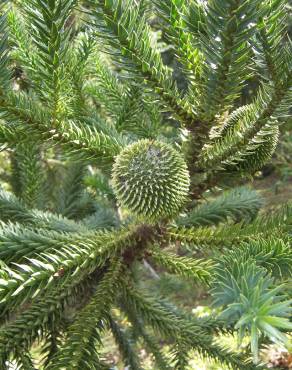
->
[[112, 140, 190, 221], [226, 126, 279, 174]]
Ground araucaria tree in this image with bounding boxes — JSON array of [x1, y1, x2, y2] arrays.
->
[[0, 0, 291, 368]]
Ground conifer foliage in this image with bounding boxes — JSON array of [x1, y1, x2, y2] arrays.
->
[[0, 0, 291, 368]]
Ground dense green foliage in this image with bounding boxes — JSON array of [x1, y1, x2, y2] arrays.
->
[[0, 0, 291, 368]]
